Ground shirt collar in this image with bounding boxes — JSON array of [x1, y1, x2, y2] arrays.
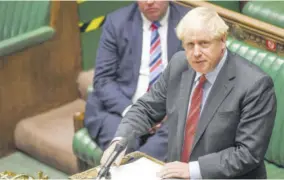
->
[[195, 49, 228, 84], [141, 6, 170, 31]]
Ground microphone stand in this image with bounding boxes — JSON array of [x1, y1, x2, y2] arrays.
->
[[96, 167, 111, 180], [105, 168, 111, 179], [96, 163, 113, 180], [96, 132, 141, 180], [96, 138, 128, 180]]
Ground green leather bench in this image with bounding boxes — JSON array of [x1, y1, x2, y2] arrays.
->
[[242, 1, 284, 29], [73, 37, 284, 178], [0, 1, 54, 56]]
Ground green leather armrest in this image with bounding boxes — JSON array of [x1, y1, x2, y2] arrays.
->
[[0, 26, 55, 57], [73, 128, 103, 166], [242, 1, 284, 28]]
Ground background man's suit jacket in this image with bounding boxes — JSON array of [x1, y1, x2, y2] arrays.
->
[[115, 50, 277, 178], [84, 2, 189, 138]]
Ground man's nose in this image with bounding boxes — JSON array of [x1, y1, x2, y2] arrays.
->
[[193, 45, 201, 57], [146, 0, 155, 5]]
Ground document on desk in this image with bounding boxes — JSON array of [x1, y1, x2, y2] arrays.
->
[[109, 157, 163, 180]]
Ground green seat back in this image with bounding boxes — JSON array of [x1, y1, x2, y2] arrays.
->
[[209, 1, 240, 13], [227, 37, 284, 168], [242, 1, 284, 28], [0, 1, 50, 41]]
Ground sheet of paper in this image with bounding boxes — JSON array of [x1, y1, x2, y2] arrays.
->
[[99, 157, 163, 180]]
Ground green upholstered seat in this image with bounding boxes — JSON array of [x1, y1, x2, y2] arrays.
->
[[0, 1, 54, 56], [73, 37, 284, 177], [242, 1, 284, 28]]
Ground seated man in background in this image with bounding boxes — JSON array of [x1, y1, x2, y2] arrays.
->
[[84, 1, 189, 161]]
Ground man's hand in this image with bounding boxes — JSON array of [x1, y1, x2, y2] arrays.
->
[[100, 140, 126, 166], [157, 161, 190, 179], [148, 123, 162, 134], [148, 116, 167, 134]]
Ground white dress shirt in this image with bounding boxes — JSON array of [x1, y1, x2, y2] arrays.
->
[[122, 7, 170, 116]]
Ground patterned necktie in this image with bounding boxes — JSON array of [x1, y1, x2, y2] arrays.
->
[[148, 21, 163, 91], [181, 75, 207, 162]]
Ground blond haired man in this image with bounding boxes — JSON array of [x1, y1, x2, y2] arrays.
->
[[103, 7, 276, 179]]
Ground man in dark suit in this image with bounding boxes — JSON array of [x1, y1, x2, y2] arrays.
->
[[102, 7, 277, 179], [84, 1, 189, 161]]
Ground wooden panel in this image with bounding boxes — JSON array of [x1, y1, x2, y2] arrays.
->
[[0, 1, 81, 156]]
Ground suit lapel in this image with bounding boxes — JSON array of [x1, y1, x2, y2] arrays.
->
[[190, 53, 236, 154], [176, 68, 195, 158], [125, 5, 143, 79]]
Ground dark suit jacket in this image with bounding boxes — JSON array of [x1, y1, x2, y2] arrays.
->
[[115, 50, 277, 178], [84, 2, 189, 138]]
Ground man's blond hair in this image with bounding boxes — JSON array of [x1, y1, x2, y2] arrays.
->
[[176, 7, 229, 42]]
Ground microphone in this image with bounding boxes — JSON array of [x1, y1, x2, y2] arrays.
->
[[96, 138, 128, 180]]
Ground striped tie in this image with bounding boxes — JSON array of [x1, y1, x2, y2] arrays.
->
[[181, 75, 207, 162], [149, 21, 163, 90]]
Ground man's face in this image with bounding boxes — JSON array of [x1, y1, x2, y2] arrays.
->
[[183, 30, 226, 74], [137, 0, 169, 21]]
